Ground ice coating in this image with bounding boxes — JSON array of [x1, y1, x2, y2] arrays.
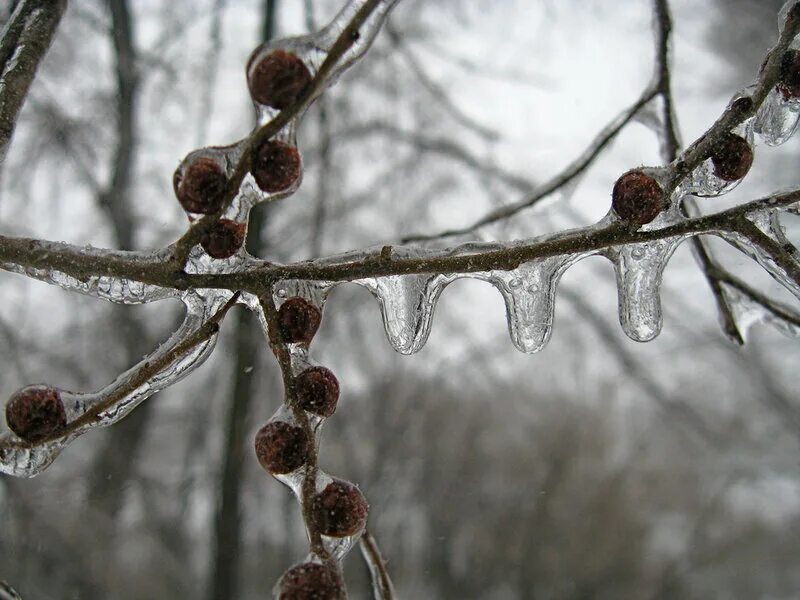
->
[[609, 238, 682, 342], [246, 0, 400, 124], [721, 221, 800, 301], [356, 271, 447, 354], [754, 87, 800, 146], [686, 125, 755, 197], [0, 292, 226, 477], [1, 244, 175, 304], [720, 282, 800, 340], [258, 291, 366, 569], [488, 255, 583, 353]]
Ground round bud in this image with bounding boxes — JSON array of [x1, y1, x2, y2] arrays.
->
[[252, 140, 301, 194], [174, 157, 228, 214], [310, 480, 369, 538], [247, 49, 312, 110], [779, 49, 800, 99], [276, 562, 345, 600], [295, 367, 339, 418], [277, 297, 322, 345], [201, 219, 246, 259], [710, 133, 753, 182], [5, 385, 66, 443], [611, 171, 665, 225], [254, 421, 310, 475]]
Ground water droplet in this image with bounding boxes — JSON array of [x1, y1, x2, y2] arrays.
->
[[754, 87, 800, 146]]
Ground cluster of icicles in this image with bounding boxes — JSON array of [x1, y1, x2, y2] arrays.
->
[[0, 0, 798, 579]]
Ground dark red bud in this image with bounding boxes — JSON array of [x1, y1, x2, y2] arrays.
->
[[201, 219, 246, 259], [5, 385, 66, 443], [710, 133, 753, 182], [252, 140, 302, 193], [310, 480, 369, 538], [254, 421, 310, 475], [276, 562, 345, 600], [247, 49, 312, 110], [277, 297, 322, 345], [295, 367, 339, 418], [174, 157, 228, 214], [611, 171, 665, 225]]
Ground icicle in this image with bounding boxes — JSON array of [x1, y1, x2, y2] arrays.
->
[[610, 238, 681, 342], [487, 255, 579, 353], [356, 272, 447, 354]]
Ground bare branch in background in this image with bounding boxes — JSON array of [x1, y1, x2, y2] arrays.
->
[[0, 0, 66, 175]]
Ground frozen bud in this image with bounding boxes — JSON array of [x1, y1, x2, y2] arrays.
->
[[252, 140, 301, 194], [5, 385, 66, 443], [254, 421, 310, 475], [277, 297, 322, 345], [174, 157, 228, 214], [276, 562, 345, 600], [201, 219, 246, 259], [710, 133, 753, 182], [310, 480, 369, 538], [611, 171, 665, 225], [247, 49, 312, 110], [779, 49, 800, 99], [295, 367, 339, 418]]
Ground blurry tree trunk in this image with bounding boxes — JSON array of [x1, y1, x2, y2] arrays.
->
[[0, 0, 66, 176], [86, 0, 149, 518], [206, 3, 277, 599]]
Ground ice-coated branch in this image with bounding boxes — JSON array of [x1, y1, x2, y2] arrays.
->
[[169, 0, 399, 267], [0, 292, 239, 477], [359, 530, 396, 600], [1, 188, 798, 299], [0, 0, 66, 172]]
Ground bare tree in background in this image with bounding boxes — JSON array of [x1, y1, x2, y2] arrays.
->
[[1, 1, 800, 599]]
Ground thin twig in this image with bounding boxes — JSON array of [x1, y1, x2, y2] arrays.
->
[[259, 289, 328, 559], [0, 292, 240, 450], [169, 0, 387, 267], [359, 529, 396, 599]]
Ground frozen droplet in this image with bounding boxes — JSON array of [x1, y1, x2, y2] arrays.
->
[[754, 87, 800, 146], [322, 531, 362, 562], [611, 238, 682, 342], [356, 273, 446, 354], [721, 282, 800, 340], [277, 288, 287, 298], [509, 277, 522, 288], [487, 255, 581, 353], [0, 437, 62, 478]]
